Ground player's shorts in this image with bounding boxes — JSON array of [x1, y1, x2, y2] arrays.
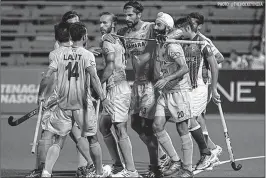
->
[[41, 91, 97, 137], [155, 90, 192, 123], [102, 81, 131, 123], [41, 90, 72, 137], [130, 81, 156, 119], [191, 85, 208, 117]]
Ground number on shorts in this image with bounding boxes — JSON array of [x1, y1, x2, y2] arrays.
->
[[65, 62, 79, 81], [177, 111, 184, 119]]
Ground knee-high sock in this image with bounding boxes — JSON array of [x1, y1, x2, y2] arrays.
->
[[44, 144, 61, 174], [76, 137, 94, 166], [103, 132, 122, 166], [118, 137, 136, 171], [203, 131, 217, 150], [90, 142, 103, 175], [36, 139, 53, 170], [158, 144, 167, 159], [190, 127, 211, 155], [155, 130, 180, 162], [181, 134, 193, 171], [77, 147, 93, 168], [139, 134, 158, 166]]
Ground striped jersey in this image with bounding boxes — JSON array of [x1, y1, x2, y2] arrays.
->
[[183, 34, 213, 88], [49, 46, 96, 110], [102, 38, 127, 89], [157, 43, 191, 92]]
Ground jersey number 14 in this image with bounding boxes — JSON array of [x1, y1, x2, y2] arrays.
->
[[65, 61, 79, 81]]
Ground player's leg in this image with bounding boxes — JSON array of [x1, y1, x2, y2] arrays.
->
[[99, 115, 123, 168], [41, 133, 67, 177], [26, 130, 54, 178], [71, 124, 94, 177], [153, 94, 181, 176], [112, 122, 140, 177]]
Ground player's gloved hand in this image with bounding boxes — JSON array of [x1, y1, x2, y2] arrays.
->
[[101, 98, 114, 115], [154, 78, 169, 90], [88, 46, 102, 56], [156, 34, 167, 44], [102, 34, 116, 44], [212, 89, 221, 105]]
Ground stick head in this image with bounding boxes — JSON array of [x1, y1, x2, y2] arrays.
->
[[231, 162, 242, 171]]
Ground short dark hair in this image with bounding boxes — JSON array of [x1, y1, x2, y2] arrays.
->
[[62, 10, 80, 23], [54, 22, 70, 43], [100, 12, 118, 24], [123, 1, 144, 14], [178, 16, 196, 32], [69, 22, 87, 42], [174, 17, 187, 28], [252, 45, 261, 51], [188, 12, 204, 25]]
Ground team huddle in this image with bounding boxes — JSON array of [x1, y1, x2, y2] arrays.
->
[[27, 1, 225, 178]]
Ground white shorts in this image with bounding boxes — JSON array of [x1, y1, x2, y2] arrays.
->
[[102, 81, 131, 123], [41, 91, 97, 137], [191, 85, 208, 117], [155, 90, 192, 123]]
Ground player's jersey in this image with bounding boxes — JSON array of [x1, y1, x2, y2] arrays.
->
[[122, 22, 155, 82], [157, 43, 191, 92], [183, 34, 213, 89], [102, 38, 127, 89], [49, 46, 96, 110]]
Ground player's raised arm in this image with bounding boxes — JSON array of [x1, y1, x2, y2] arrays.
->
[[203, 44, 220, 104], [101, 41, 115, 84]]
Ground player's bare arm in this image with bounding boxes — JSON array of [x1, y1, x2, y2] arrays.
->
[[205, 46, 221, 104], [38, 67, 56, 103], [215, 52, 224, 64], [154, 45, 188, 89], [86, 66, 114, 114], [101, 47, 115, 83]]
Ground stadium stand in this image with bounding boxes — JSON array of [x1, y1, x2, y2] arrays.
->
[[1, 1, 265, 68]]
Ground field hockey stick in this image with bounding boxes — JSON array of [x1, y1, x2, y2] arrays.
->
[[112, 34, 205, 45], [8, 99, 58, 126], [31, 101, 44, 154], [218, 103, 242, 171]]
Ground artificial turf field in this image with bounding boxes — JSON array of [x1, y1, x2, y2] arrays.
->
[[1, 114, 265, 177]]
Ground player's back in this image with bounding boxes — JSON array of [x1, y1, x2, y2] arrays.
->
[[49, 46, 94, 110]]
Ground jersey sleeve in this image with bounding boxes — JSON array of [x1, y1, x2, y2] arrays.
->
[[48, 52, 58, 70], [102, 41, 115, 55], [168, 44, 185, 60], [202, 43, 214, 60], [85, 51, 96, 70]]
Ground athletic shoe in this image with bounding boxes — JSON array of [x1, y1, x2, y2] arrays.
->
[[177, 168, 194, 178], [209, 156, 220, 169], [41, 170, 52, 177], [163, 160, 182, 176], [76, 166, 87, 177], [25, 169, 42, 178], [143, 165, 163, 178], [111, 169, 140, 177], [195, 153, 215, 170], [160, 154, 171, 168], [111, 164, 124, 175], [211, 145, 223, 157]]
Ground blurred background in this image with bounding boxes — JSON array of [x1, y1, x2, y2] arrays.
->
[[1, 0, 265, 177]]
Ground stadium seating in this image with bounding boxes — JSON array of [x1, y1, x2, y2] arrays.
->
[[0, 1, 264, 67]]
